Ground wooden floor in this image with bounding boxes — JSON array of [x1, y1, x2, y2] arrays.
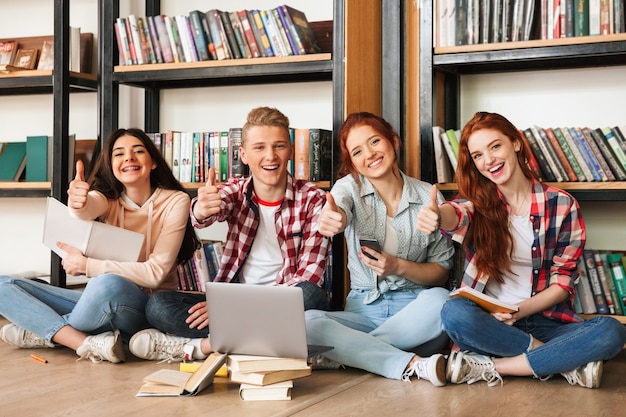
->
[[1, 316, 624, 417]]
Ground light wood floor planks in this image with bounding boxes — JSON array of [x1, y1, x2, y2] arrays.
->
[[0, 316, 624, 417]]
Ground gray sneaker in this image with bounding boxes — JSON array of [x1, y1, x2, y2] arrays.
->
[[402, 354, 446, 386], [561, 361, 603, 388], [129, 328, 192, 363], [447, 351, 503, 387], [0, 323, 55, 349], [76, 330, 125, 364], [308, 354, 344, 370]]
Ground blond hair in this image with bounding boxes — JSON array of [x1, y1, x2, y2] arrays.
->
[[242, 107, 290, 145]]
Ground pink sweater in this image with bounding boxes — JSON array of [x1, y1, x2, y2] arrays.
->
[[69, 188, 190, 292]]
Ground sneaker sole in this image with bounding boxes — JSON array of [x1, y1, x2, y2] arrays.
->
[[430, 354, 447, 387], [446, 351, 464, 384], [586, 361, 603, 388], [110, 330, 126, 364]]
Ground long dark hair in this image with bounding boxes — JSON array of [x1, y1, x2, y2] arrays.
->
[[88, 128, 200, 264], [457, 112, 536, 282]]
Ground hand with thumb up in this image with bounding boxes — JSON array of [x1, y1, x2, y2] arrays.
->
[[193, 167, 222, 221], [318, 192, 346, 237], [67, 160, 90, 210], [416, 185, 442, 235]]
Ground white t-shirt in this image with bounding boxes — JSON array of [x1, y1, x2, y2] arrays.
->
[[485, 211, 533, 305], [240, 199, 282, 285]]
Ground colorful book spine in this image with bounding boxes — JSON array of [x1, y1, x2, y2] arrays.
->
[[552, 127, 586, 181], [580, 127, 616, 181], [607, 253, 626, 314], [582, 249, 610, 314]]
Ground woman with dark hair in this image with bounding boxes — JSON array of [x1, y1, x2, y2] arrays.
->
[[417, 111, 626, 388], [0, 128, 199, 364], [307, 112, 455, 384]]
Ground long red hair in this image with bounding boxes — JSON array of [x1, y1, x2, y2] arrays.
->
[[457, 112, 537, 282]]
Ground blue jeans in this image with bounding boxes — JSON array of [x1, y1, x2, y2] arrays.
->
[[0, 275, 150, 342], [146, 281, 330, 339], [305, 287, 450, 380], [442, 297, 626, 376]]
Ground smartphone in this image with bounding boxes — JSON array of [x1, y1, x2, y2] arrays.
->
[[359, 238, 382, 261]]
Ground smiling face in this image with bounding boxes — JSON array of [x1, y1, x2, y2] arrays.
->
[[467, 128, 523, 186], [110, 134, 156, 190], [239, 125, 292, 195], [345, 124, 396, 181]]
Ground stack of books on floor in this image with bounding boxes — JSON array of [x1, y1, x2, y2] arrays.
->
[[227, 354, 312, 401]]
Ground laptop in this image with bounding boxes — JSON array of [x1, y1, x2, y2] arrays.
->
[[205, 282, 332, 359]]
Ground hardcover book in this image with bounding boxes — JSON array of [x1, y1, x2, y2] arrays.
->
[[283, 5, 322, 53], [309, 128, 332, 182], [237, 10, 262, 58], [559, 127, 595, 181], [579, 127, 616, 181], [575, 258, 597, 314], [249, 9, 274, 57], [522, 128, 556, 181], [227, 354, 309, 373], [293, 128, 310, 180], [449, 286, 519, 314], [239, 380, 293, 401], [551, 127, 587, 181], [586, 128, 626, 180], [607, 253, 626, 314], [36, 40, 55, 70], [544, 127, 578, 181], [13, 48, 38, 70], [582, 249, 610, 314], [136, 353, 227, 397], [0, 40, 17, 65], [25, 135, 51, 182], [0, 141, 27, 181], [230, 367, 311, 386]]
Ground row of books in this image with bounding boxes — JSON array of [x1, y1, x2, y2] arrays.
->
[[575, 249, 626, 316], [115, 6, 320, 66], [436, 0, 626, 48], [177, 240, 223, 292], [0, 135, 96, 183], [137, 352, 309, 399], [432, 124, 626, 183], [0, 28, 83, 73], [147, 127, 333, 184]]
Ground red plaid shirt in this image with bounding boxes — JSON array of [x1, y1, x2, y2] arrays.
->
[[191, 175, 330, 287], [443, 180, 586, 323]]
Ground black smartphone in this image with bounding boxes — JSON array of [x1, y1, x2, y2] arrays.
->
[[359, 238, 382, 260]]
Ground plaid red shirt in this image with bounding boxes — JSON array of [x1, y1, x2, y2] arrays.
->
[[442, 180, 586, 323], [191, 175, 330, 287]]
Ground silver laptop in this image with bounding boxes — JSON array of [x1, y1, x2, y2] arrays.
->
[[205, 282, 331, 359]]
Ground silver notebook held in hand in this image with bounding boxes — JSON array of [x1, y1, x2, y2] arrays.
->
[[205, 282, 331, 359]]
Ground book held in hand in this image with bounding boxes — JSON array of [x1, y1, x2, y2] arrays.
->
[[239, 380, 293, 401], [449, 286, 519, 314], [42, 197, 144, 262], [136, 352, 227, 397]]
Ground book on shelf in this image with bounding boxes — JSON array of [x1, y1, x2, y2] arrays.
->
[[206, 9, 229, 60], [586, 127, 626, 180], [136, 16, 157, 64], [271, 7, 294, 56], [226, 354, 310, 373], [558, 127, 594, 182], [174, 15, 197, 63], [188, 10, 211, 62], [219, 10, 242, 59], [136, 352, 227, 397], [309, 128, 332, 182], [229, 11, 252, 59], [575, 258, 597, 314], [532, 126, 567, 182], [237, 10, 262, 58], [293, 128, 310, 180], [577, 127, 614, 181], [598, 251, 624, 316], [239, 380, 293, 401], [432, 126, 454, 183], [522, 128, 556, 182], [449, 286, 519, 314], [277, 5, 303, 55], [543, 127, 578, 181], [570, 127, 606, 181], [11, 48, 38, 70], [228, 128, 248, 178], [518, 128, 544, 180], [599, 127, 626, 171], [593, 251, 616, 314], [163, 15, 182, 63], [550, 127, 586, 181], [0, 141, 27, 181], [114, 18, 132, 65], [0, 40, 17, 67], [25, 135, 51, 182], [282, 5, 322, 53], [127, 15, 146, 65], [146, 16, 164, 64], [43, 197, 144, 262], [153, 15, 175, 63], [249, 9, 274, 57], [607, 253, 626, 314], [444, 128, 459, 160], [230, 367, 311, 386], [582, 249, 610, 314], [36, 39, 54, 70]]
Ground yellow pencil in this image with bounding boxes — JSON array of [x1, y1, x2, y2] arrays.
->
[[31, 354, 48, 364]]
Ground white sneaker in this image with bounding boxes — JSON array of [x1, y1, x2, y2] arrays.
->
[[447, 351, 503, 387], [76, 330, 125, 364], [0, 323, 55, 349], [561, 361, 603, 388], [402, 354, 446, 386], [129, 328, 193, 362]]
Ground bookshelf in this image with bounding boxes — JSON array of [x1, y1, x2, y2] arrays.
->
[[0, 2, 97, 287], [406, 2, 626, 322], [98, 0, 383, 308]]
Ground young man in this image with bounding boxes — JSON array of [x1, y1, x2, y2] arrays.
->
[[129, 107, 332, 362]]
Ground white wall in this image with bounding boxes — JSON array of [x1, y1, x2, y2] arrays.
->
[[0, 0, 332, 275], [460, 67, 626, 250]]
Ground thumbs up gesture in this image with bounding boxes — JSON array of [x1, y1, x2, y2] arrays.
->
[[194, 167, 222, 221], [67, 160, 90, 210], [416, 185, 442, 235], [318, 192, 346, 237]]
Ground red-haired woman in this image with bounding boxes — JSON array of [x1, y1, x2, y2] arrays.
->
[[417, 111, 626, 388]]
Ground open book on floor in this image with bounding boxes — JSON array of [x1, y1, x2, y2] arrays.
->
[[136, 352, 227, 397], [449, 286, 519, 314]]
